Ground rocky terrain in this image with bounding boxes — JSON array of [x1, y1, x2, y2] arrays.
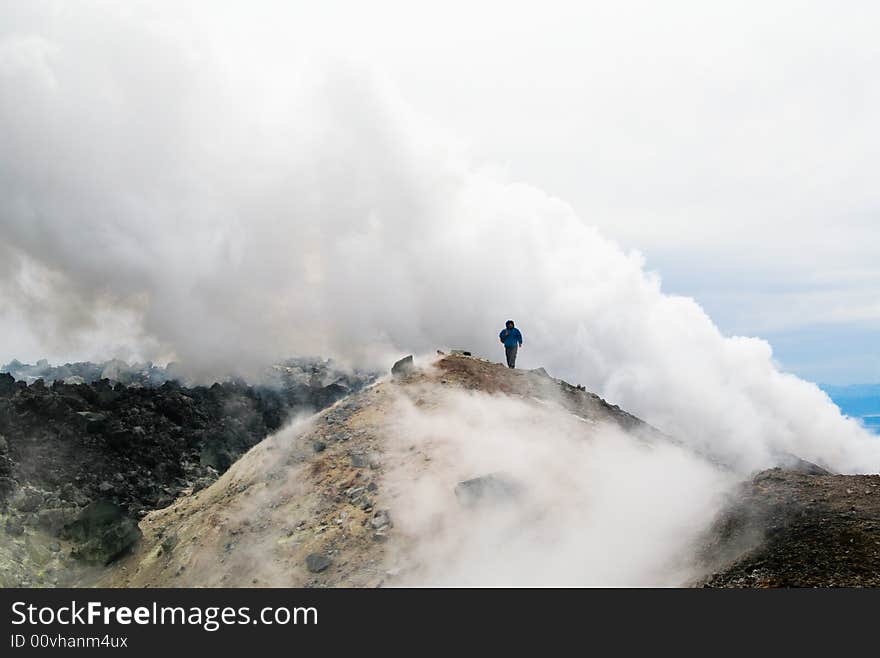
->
[[0, 359, 374, 586], [3, 353, 878, 587], [699, 468, 880, 587], [99, 353, 670, 587], [1, 358, 180, 388]]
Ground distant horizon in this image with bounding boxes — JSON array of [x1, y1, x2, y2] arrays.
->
[[3, 353, 877, 436], [6, 354, 880, 395], [2, 352, 879, 388]]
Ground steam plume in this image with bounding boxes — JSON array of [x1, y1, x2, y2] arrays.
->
[[1, 2, 878, 474]]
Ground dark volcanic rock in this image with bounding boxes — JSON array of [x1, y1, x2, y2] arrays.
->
[[62, 500, 142, 565], [0, 373, 15, 397], [370, 509, 393, 530], [305, 553, 331, 573], [10, 485, 44, 513], [191, 475, 216, 494], [455, 472, 525, 507], [76, 411, 109, 433], [699, 468, 880, 587], [35, 507, 80, 534], [4, 517, 24, 536], [0, 359, 375, 570]]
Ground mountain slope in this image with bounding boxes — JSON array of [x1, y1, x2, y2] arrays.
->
[[99, 354, 697, 587], [699, 468, 880, 587], [96, 354, 880, 587], [0, 361, 372, 587]]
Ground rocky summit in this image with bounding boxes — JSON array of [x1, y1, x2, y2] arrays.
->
[[98, 353, 653, 587]]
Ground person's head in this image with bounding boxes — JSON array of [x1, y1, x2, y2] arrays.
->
[[506, 320, 514, 329]]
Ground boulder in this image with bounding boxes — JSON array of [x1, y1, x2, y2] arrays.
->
[[160, 533, 178, 554], [391, 355, 414, 377], [62, 500, 142, 565], [305, 553, 331, 573], [4, 517, 25, 536], [191, 476, 215, 493], [370, 509, 393, 530], [0, 373, 16, 397], [200, 442, 233, 472], [11, 486, 44, 513], [35, 507, 80, 535], [455, 473, 525, 507], [76, 411, 108, 434]]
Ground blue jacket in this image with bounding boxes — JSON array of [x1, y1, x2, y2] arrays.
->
[[500, 327, 523, 348]]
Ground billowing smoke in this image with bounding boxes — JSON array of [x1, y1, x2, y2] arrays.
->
[[383, 386, 737, 586], [1, 2, 878, 475]]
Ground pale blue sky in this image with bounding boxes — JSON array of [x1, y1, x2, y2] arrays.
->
[[648, 252, 880, 385]]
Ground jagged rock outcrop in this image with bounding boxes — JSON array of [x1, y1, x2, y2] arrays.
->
[[391, 355, 414, 377], [0, 360, 374, 585], [61, 500, 142, 565]]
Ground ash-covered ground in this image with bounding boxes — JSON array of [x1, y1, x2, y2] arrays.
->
[[0, 359, 375, 586]]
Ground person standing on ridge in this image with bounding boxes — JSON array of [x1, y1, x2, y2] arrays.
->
[[499, 320, 523, 368]]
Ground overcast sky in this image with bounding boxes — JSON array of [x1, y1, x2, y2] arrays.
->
[[319, 0, 880, 384], [2, 0, 878, 384]]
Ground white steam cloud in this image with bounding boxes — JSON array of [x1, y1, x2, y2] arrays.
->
[[1, 2, 879, 476], [383, 386, 736, 586]]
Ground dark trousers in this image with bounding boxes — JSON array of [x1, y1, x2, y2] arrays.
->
[[505, 345, 518, 368]]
